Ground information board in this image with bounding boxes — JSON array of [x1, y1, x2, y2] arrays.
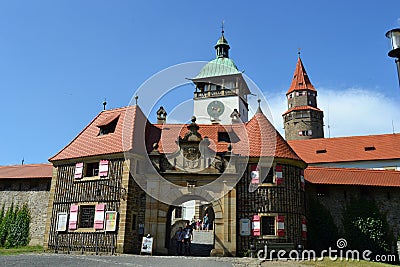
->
[[105, 211, 118, 232], [141, 236, 153, 254], [56, 212, 68, 232], [240, 218, 251, 236]]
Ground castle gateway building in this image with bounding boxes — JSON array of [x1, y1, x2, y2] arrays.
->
[[44, 32, 307, 256]]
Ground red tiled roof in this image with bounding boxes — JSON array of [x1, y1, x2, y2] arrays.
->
[[51, 105, 304, 162], [286, 57, 316, 94], [151, 111, 303, 161], [282, 105, 322, 116], [305, 166, 400, 187], [50, 106, 150, 161], [288, 134, 400, 164], [0, 163, 52, 179]]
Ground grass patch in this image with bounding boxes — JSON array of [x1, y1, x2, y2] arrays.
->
[[0, 245, 43, 255], [301, 257, 396, 267]]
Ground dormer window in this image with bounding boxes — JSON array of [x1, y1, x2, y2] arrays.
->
[[364, 146, 376, 151], [97, 115, 119, 136]]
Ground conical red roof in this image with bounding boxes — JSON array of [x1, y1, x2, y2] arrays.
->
[[287, 57, 316, 94]]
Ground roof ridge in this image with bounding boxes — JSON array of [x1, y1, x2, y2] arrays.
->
[[289, 132, 400, 142], [307, 166, 400, 173], [0, 163, 52, 168]]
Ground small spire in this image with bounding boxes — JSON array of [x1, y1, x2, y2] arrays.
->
[[215, 21, 230, 58], [298, 48, 301, 58], [134, 95, 138, 105], [256, 98, 263, 114], [103, 98, 107, 110]]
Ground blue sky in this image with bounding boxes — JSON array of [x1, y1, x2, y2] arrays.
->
[[1, 1, 400, 165]]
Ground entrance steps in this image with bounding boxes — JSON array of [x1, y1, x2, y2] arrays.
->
[[192, 230, 213, 245]]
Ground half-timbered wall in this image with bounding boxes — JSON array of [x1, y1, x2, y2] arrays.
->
[[236, 163, 306, 254], [47, 159, 125, 254]]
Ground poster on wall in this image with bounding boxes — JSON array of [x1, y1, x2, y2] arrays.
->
[[240, 218, 251, 236], [105, 211, 118, 232], [56, 212, 68, 232], [141, 236, 153, 254]]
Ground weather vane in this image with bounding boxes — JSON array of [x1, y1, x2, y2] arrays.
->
[[298, 47, 301, 57], [221, 20, 225, 34]]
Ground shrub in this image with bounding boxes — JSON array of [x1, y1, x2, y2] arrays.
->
[[5, 203, 30, 248], [342, 197, 396, 259], [0, 202, 15, 246]]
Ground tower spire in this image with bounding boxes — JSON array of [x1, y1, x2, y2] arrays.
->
[[215, 22, 230, 58], [287, 53, 316, 94]]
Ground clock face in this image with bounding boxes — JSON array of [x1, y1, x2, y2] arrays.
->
[[207, 100, 225, 118]]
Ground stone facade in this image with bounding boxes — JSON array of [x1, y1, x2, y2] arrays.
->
[[0, 178, 51, 245], [307, 184, 400, 238]]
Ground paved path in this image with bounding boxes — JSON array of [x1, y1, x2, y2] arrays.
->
[[0, 253, 315, 267]]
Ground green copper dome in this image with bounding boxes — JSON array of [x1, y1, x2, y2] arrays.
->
[[194, 57, 240, 79]]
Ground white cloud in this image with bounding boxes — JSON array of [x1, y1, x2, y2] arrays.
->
[[267, 87, 400, 138]]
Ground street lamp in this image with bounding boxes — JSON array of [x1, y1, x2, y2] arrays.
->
[[386, 28, 400, 86]]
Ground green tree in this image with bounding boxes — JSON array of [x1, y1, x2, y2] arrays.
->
[[343, 197, 395, 258], [307, 197, 339, 254]]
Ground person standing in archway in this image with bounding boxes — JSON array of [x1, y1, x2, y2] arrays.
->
[[183, 223, 193, 256], [203, 213, 209, 231], [174, 227, 184, 255]]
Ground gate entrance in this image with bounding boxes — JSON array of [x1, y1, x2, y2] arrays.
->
[[166, 201, 215, 256]]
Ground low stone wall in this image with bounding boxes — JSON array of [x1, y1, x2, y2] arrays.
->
[[0, 178, 50, 246]]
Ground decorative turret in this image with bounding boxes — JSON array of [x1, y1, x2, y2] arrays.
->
[[156, 106, 167, 124], [190, 27, 251, 124], [282, 53, 324, 140], [215, 31, 230, 58]]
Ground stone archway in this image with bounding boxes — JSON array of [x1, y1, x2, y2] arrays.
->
[[164, 197, 223, 256]]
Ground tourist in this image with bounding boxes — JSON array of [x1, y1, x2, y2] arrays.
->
[[174, 227, 184, 255], [183, 223, 193, 255], [196, 219, 201, 231], [203, 213, 209, 231]]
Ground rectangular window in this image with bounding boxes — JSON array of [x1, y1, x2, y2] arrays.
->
[[79, 205, 95, 228], [174, 207, 183, 218], [261, 216, 275, 236], [261, 167, 273, 183], [85, 162, 99, 177]]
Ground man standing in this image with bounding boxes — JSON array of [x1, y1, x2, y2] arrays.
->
[[203, 213, 209, 231], [183, 223, 193, 256], [174, 227, 184, 255]]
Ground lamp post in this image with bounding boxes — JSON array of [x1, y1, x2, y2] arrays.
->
[[386, 28, 400, 87]]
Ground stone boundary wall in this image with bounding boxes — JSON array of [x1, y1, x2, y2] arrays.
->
[[0, 178, 50, 246]]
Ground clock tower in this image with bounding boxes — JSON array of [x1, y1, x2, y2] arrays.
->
[[190, 30, 250, 124]]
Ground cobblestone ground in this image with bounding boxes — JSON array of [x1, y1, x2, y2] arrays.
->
[[0, 253, 313, 267]]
